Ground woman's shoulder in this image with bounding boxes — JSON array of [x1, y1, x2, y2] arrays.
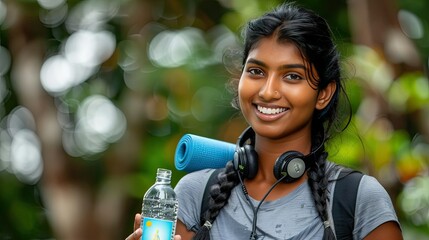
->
[[174, 168, 218, 194], [353, 172, 400, 238], [358, 174, 392, 199]]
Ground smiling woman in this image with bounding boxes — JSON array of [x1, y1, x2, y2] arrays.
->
[[127, 2, 403, 240], [171, 2, 402, 240]]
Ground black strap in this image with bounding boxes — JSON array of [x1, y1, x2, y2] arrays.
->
[[332, 168, 363, 240], [199, 168, 223, 225]]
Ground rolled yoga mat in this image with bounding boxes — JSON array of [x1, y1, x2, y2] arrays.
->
[[174, 134, 236, 172]]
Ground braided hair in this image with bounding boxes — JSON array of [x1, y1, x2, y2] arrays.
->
[[194, 2, 350, 240]]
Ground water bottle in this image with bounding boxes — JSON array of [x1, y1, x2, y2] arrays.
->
[[141, 168, 178, 240]]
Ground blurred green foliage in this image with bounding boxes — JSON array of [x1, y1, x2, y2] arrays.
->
[[0, 0, 429, 239]]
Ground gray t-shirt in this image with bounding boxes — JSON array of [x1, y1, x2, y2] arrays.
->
[[174, 164, 399, 240]]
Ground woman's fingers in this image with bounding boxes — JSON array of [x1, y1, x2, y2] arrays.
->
[[133, 213, 141, 231], [124, 213, 142, 240], [125, 228, 142, 240]]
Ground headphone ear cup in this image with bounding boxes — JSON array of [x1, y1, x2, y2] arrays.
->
[[233, 145, 258, 179], [233, 148, 245, 174], [273, 151, 306, 183], [243, 145, 258, 179]]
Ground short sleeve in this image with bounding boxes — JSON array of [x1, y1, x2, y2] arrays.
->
[[353, 175, 400, 239], [174, 169, 215, 231]]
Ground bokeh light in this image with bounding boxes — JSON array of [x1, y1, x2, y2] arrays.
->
[[148, 28, 206, 68], [208, 25, 240, 63], [0, 46, 11, 75], [398, 10, 424, 39], [40, 30, 115, 96], [65, 0, 119, 32], [62, 95, 126, 157], [10, 129, 43, 184], [39, 2, 68, 28], [38, 0, 66, 10], [40, 54, 82, 95], [7, 106, 37, 135], [400, 176, 429, 226], [65, 30, 116, 67], [0, 106, 42, 184]]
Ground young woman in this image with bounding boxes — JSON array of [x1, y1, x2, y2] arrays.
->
[[127, 3, 402, 240]]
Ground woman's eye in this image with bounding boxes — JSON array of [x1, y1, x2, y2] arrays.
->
[[285, 73, 303, 80], [248, 68, 264, 76]]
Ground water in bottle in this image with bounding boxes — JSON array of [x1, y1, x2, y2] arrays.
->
[[141, 168, 178, 240]]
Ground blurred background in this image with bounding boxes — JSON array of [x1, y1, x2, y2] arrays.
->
[[0, 0, 428, 239]]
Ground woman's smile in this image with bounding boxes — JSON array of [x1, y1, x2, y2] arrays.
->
[[256, 105, 288, 115], [254, 104, 289, 121]]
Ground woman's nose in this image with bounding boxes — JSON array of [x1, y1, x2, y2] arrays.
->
[[258, 76, 280, 100]]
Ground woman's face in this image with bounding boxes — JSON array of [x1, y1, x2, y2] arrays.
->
[[239, 37, 330, 140]]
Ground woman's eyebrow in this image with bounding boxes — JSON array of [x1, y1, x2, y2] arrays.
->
[[246, 58, 307, 71], [278, 63, 307, 71], [246, 58, 267, 68]]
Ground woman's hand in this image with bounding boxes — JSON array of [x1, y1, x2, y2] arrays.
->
[[125, 213, 143, 240], [125, 213, 182, 240]]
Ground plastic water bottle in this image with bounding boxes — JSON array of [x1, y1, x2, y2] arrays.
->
[[141, 168, 178, 240]]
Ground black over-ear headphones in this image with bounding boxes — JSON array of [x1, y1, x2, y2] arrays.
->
[[233, 126, 322, 183]]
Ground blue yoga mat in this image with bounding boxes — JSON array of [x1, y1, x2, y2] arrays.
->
[[174, 134, 236, 172]]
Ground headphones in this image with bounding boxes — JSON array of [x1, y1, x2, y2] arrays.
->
[[233, 126, 322, 183]]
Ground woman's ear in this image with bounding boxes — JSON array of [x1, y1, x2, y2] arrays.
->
[[316, 81, 336, 110]]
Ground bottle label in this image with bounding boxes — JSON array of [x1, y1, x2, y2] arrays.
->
[[141, 217, 174, 240]]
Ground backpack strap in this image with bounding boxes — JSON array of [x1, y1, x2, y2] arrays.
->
[[198, 168, 223, 227], [332, 168, 363, 240]]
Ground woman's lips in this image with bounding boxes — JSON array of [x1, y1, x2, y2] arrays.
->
[[254, 104, 288, 121]]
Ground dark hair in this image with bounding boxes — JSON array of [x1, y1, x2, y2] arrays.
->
[[194, 3, 350, 240]]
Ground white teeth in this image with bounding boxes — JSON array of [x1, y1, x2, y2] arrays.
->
[[257, 105, 287, 115]]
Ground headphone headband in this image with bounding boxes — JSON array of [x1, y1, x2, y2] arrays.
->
[[236, 126, 255, 149], [233, 126, 325, 182]]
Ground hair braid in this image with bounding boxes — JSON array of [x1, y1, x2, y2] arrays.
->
[[193, 161, 239, 240], [307, 128, 336, 240]]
